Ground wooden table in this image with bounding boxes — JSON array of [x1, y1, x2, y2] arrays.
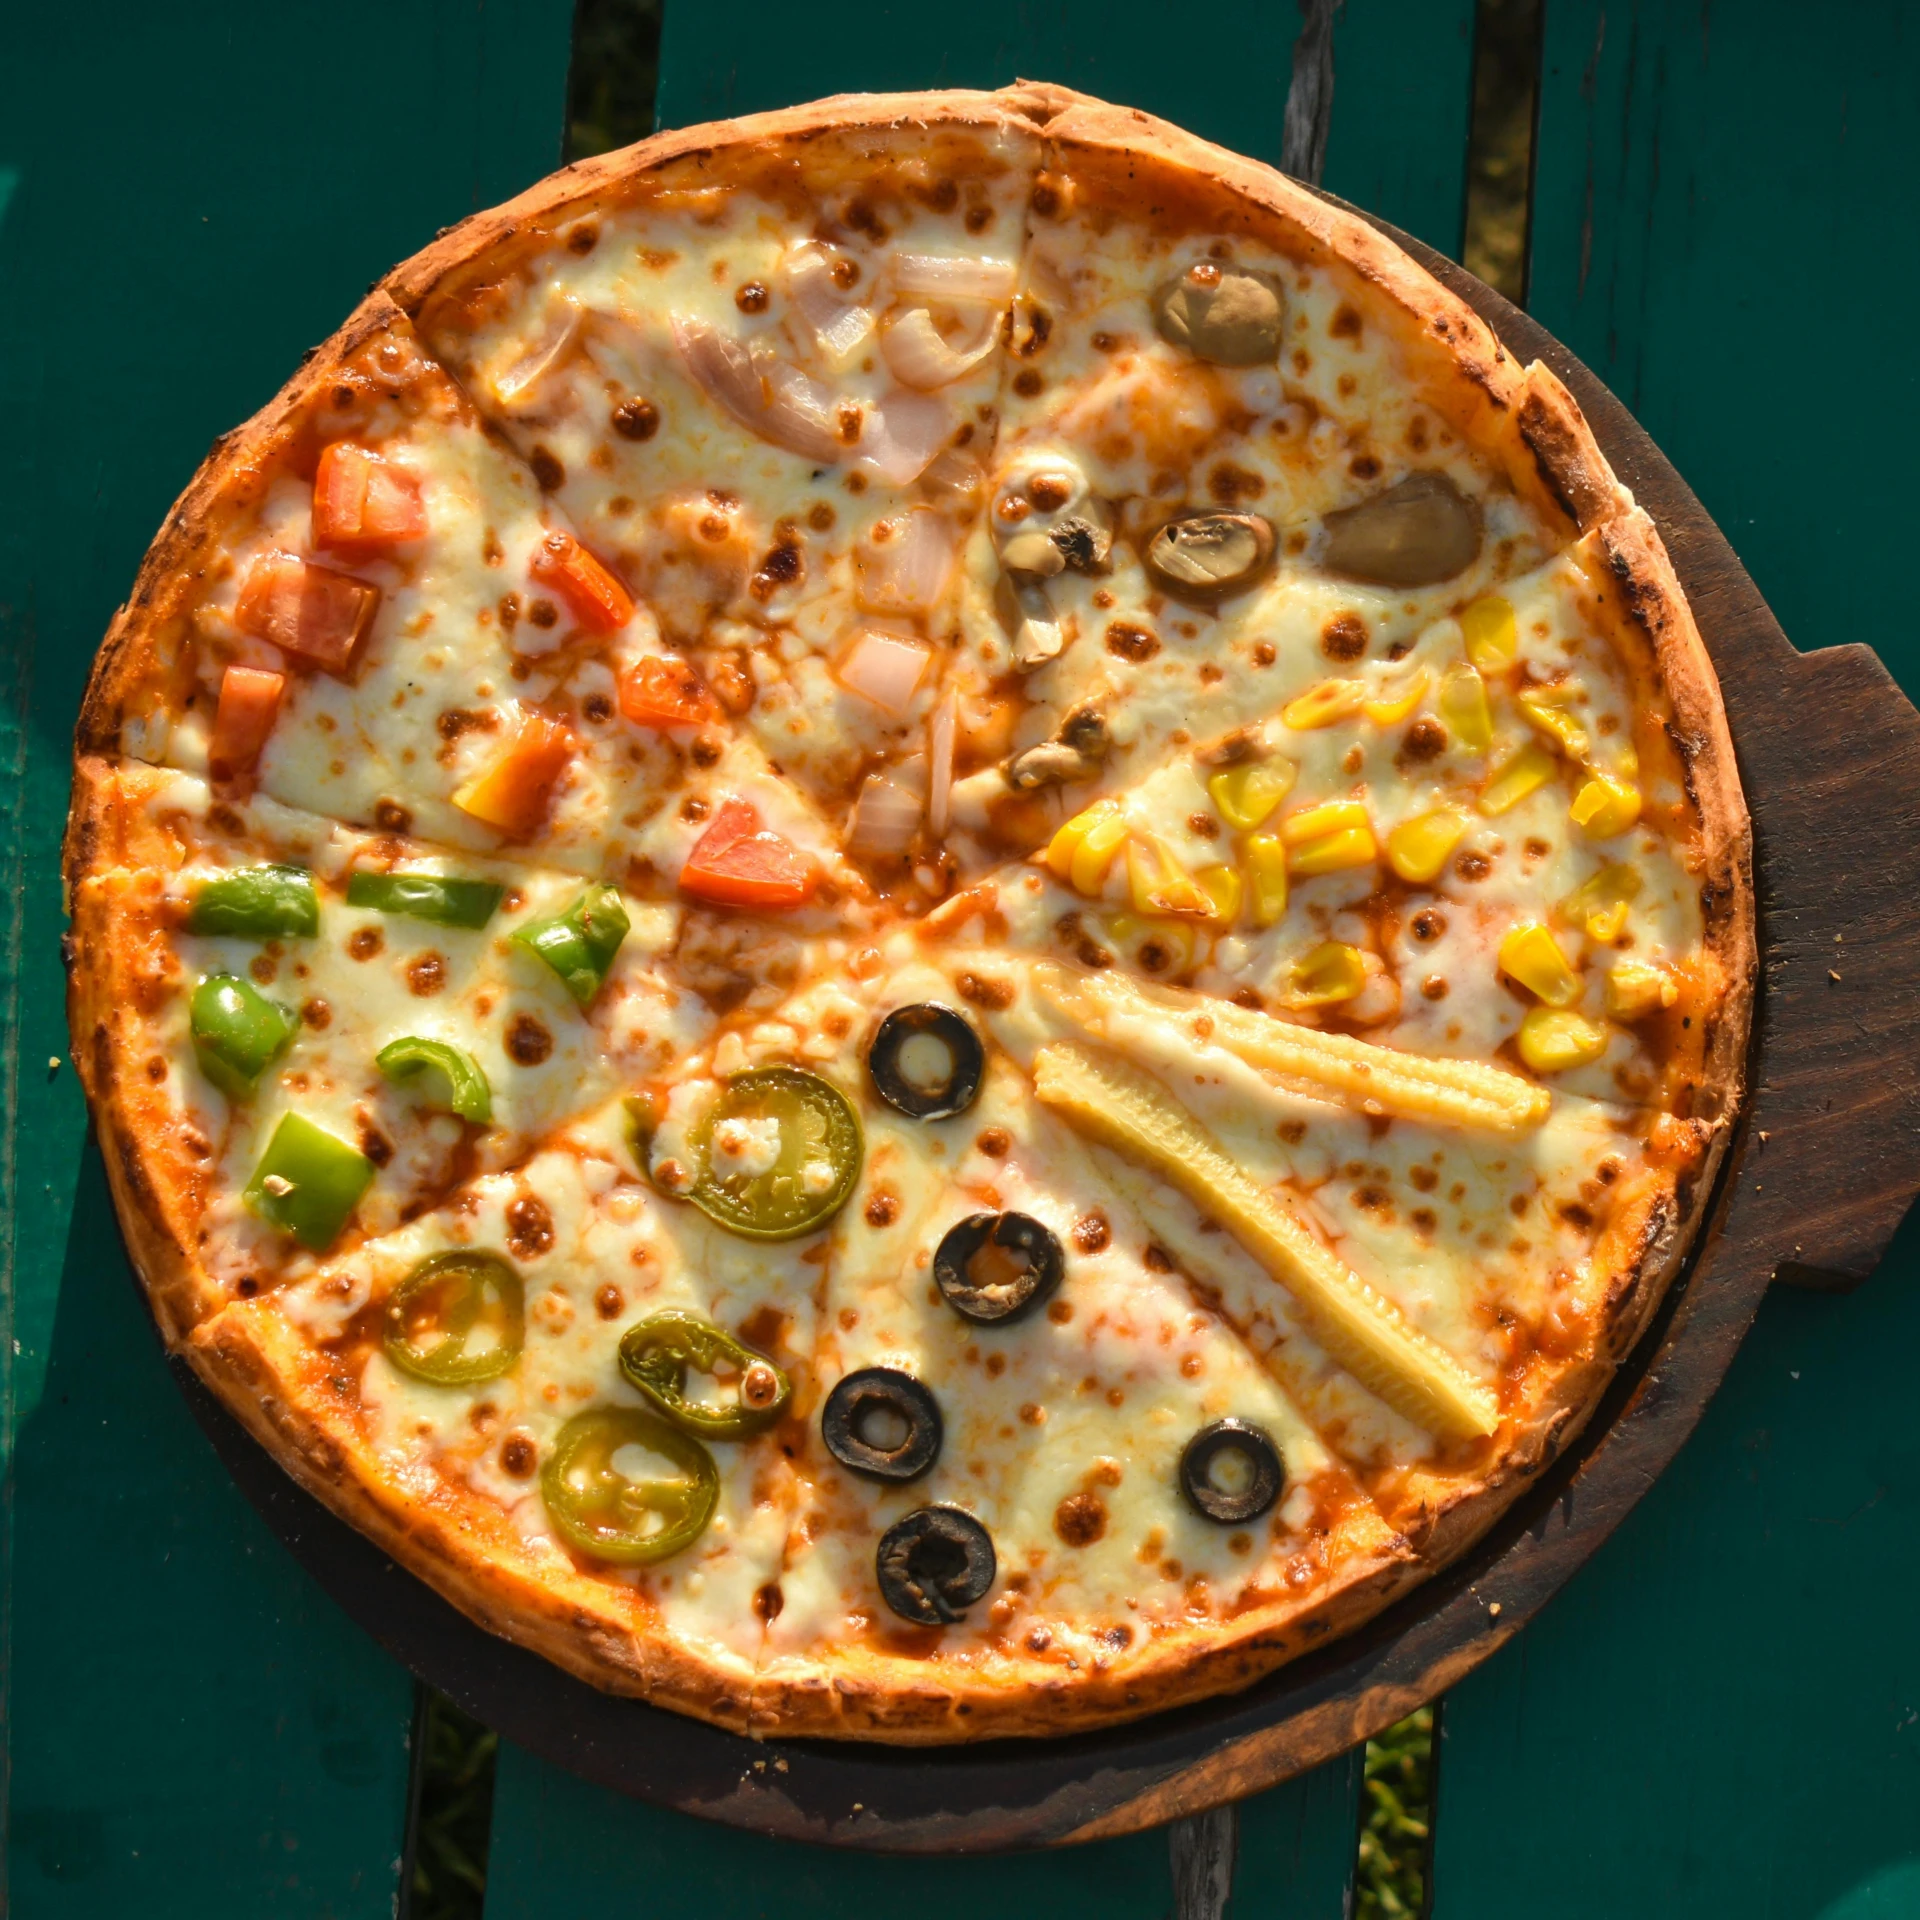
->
[[5, 3, 1917, 1912]]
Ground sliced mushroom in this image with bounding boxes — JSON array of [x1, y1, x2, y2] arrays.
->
[[1322, 472, 1481, 587], [1004, 574, 1065, 669], [998, 529, 1066, 578], [1005, 706, 1110, 790], [1059, 706, 1110, 759], [1152, 264, 1286, 366], [993, 453, 1113, 579], [1145, 512, 1276, 600]]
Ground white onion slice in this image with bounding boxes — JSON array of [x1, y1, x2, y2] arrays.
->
[[671, 314, 842, 463], [846, 757, 927, 859], [836, 629, 932, 716], [493, 297, 583, 407], [880, 307, 1000, 390], [856, 389, 951, 486], [927, 689, 957, 837], [890, 253, 1019, 304], [854, 507, 955, 614], [786, 242, 875, 364]]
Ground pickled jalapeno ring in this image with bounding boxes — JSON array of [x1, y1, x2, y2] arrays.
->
[[867, 1003, 985, 1120], [618, 1308, 791, 1438], [1179, 1418, 1284, 1524], [678, 1066, 862, 1241], [876, 1507, 997, 1626], [932, 1210, 1063, 1325], [382, 1250, 525, 1386], [540, 1406, 719, 1565]]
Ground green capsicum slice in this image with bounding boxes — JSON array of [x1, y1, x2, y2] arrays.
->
[[511, 883, 629, 1008], [187, 863, 319, 940], [375, 1036, 493, 1123], [190, 973, 296, 1099], [345, 870, 503, 929], [381, 1250, 524, 1385], [670, 1066, 862, 1241], [244, 1112, 375, 1251], [618, 1308, 792, 1438], [540, 1406, 719, 1565]]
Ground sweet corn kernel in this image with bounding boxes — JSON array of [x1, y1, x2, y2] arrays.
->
[[1281, 801, 1370, 846], [1288, 827, 1378, 877], [1569, 773, 1643, 840], [1364, 667, 1432, 725], [1072, 811, 1130, 894], [1244, 835, 1289, 926], [1479, 741, 1558, 815], [1499, 922, 1582, 1007], [1044, 799, 1119, 883], [1109, 913, 1200, 976], [1606, 962, 1678, 1019], [1516, 1006, 1610, 1073], [1282, 678, 1368, 730], [1518, 686, 1591, 759], [1558, 862, 1642, 939], [1207, 759, 1297, 830], [1290, 942, 1367, 1007], [1440, 663, 1492, 751], [1386, 808, 1468, 884], [1195, 864, 1243, 924], [1126, 835, 1212, 919], [1462, 594, 1519, 671]]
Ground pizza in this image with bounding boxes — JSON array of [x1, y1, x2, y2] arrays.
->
[[64, 83, 1753, 1744]]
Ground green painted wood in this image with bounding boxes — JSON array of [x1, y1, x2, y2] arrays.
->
[[1431, 8, 1920, 1915], [0, 3, 575, 1912]]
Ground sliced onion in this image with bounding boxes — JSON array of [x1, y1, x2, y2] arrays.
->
[[836, 629, 932, 716], [927, 689, 957, 837], [890, 254, 1019, 304], [671, 314, 842, 463], [493, 297, 583, 407], [786, 242, 875, 364], [857, 389, 952, 487], [854, 507, 955, 614], [880, 307, 1000, 390], [846, 757, 927, 860], [916, 447, 986, 504]]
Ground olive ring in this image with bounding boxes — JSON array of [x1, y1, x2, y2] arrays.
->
[[821, 1367, 942, 1482], [867, 1003, 986, 1121], [875, 1506, 997, 1626], [932, 1210, 1064, 1325], [1179, 1418, 1285, 1525]]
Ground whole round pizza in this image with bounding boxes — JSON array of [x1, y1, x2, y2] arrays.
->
[[65, 84, 1753, 1743]]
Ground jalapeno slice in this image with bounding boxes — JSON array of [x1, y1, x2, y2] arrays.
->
[[617, 1309, 791, 1438], [382, 1250, 525, 1385], [243, 1112, 375, 1251], [675, 1066, 862, 1240], [375, 1035, 493, 1123], [540, 1406, 719, 1565], [190, 972, 296, 1099], [187, 863, 319, 940], [346, 870, 503, 929], [512, 883, 630, 1007]]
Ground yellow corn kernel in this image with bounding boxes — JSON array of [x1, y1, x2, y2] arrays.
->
[[1606, 962, 1678, 1020], [1207, 759, 1297, 831], [1461, 594, 1519, 671], [1071, 811, 1130, 894], [1516, 1006, 1610, 1073], [1281, 801, 1378, 877], [1195, 864, 1243, 924], [1479, 741, 1558, 816], [1281, 801, 1369, 846], [1282, 678, 1367, 730], [1044, 799, 1118, 882], [1559, 862, 1642, 939], [1386, 808, 1468, 884], [1364, 667, 1432, 725], [1290, 942, 1367, 1007], [1244, 834, 1289, 927], [1499, 922, 1582, 1007], [1108, 913, 1200, 976], [1126, 834, 1212, 919], [1569, 772, 1643, 840], [1518, 685, 1591, 759], [1440, 663, 1492, 751]]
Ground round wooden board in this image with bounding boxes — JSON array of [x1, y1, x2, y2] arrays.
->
[[159, 199, 1920, 1853]]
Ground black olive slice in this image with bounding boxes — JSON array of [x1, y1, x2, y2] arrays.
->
[[1179, 1418, 1284, 1524], [875, 1506, 997, 1625], [867, 1003, 985, 1121], [821, 1367, 942, 1481], [933, 1211, 1064, 1325]]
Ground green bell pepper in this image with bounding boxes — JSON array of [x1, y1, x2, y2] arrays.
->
[[190, 973, 295, 1100], [511, 883, 629, 1008], [345, 869, 503, 929], [540, 1406, 719, 1565], [244, 1112, 375, 1251], [382, 1250, 524, 1385], [375, 1035, 492, 1123], [187, 863, 319, 940], [618, 1308, 792, 1438]]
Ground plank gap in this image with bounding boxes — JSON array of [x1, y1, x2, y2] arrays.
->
[[565, 0, 667, 157], [1461, 0, 1543, 302], [401, 1688, 499, 1920], [1354, 1702, 1438, 1919]]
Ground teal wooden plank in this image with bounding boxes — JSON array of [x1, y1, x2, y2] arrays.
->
[[1432, 7, 1920, 1914], [0, 3, 575, 1913]]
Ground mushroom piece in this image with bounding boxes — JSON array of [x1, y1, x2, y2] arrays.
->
[[1145, 511, 1276, 600], [1004, 706, 1110, 791], [1004, 574, 1065, 669], [1321, 471, 1482, 587], [992, 453, 1114, 580], [1151, 263, 1286, 366]]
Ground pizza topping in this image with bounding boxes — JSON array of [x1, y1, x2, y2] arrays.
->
[[233, 554, 379, 674], [375, 1035, 493, 1123], [189, 973, 295, 1100], [821, 1367, 942, 1481], [207, 666, 285, 787], [835, 629, 933, 716], [678, 797, 819, 911], [243, 1112, 375, 1252], [856, 387, 952, 486], [619, 654, 718, 729], [1385, 808, 1469, 884], [1280, 799, 1378, 876], [1321, 472, 1481, 587], [1144, 512, 1276, 600], [1440, 662, 1495, 751], [1515, 1007, 1612, 1074], [880, 306, 1000, 390], [845, 760, 928, 862], [539, 1405, 719, 1565], [854, 507, 956, 616], [932, 1211, 1063, 1325], [1570, 771, 1644, 839], [489, 295, 584, 408], [1498, 923, 1582, 1008], [993, 454, 1113, 584], [1606, 961, 1678, 1020], [671, 315, 842, 464], [310, 442, 427, 552], [875, 1506, 996, 1626], [511, 883, 630, 1008], [1151, 263, 1286, 366], [867, 1003, 985, 1120], [526, 531, 634, 639], [927, 688, 958, 837], [617, 1308, 792, 1438], [344, 870, 503, 929], [1007, 707, 1110, 791], [187, 863, 319, 941], [381, 1250, 525, 1385], [889, 252, 1019, 305], [784, 241, 876, 365], [451, 713, 573, 839], [1179, 1418, 1284, 1524], [1478, 740, 1558, 816]]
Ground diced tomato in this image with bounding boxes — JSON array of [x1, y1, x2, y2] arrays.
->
[[233, 553, 379, 673], [620, 655, 718, 728], [311, 441, 427, 551], [530, 531, 635, 635], [679, 797, 819, 911], [207, 666, 286, 788], [451, 713, 573, 839]]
